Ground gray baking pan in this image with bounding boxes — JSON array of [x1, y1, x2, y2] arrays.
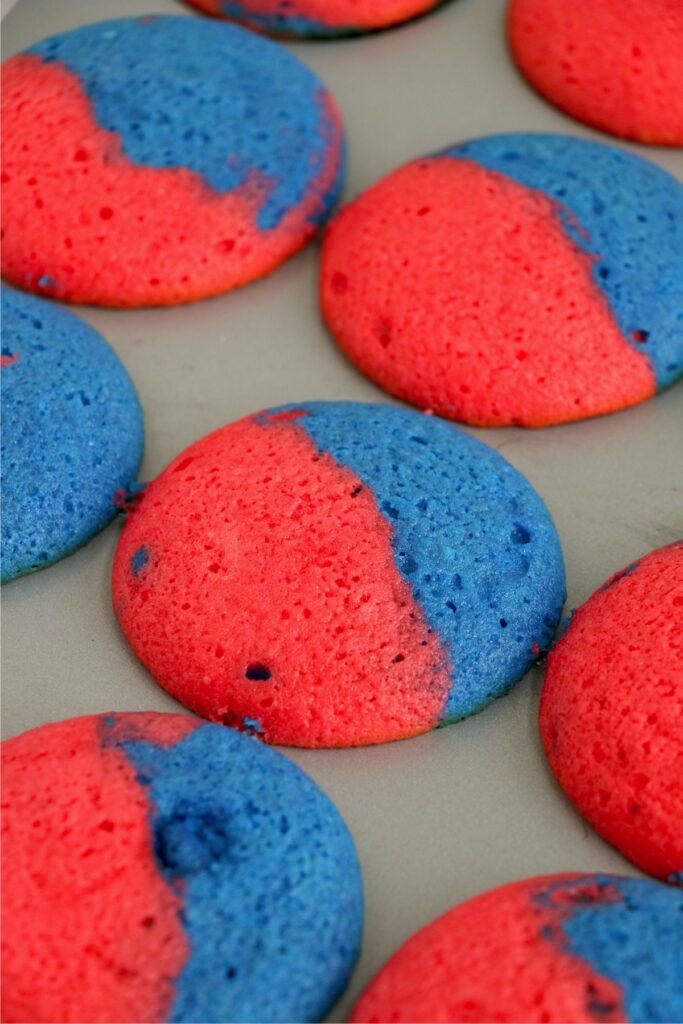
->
[[2, 1, 682, 1020]]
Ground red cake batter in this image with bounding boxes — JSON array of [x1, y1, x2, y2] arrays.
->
[[508, 0, 683, 145], [1, 714, 191, 1024], [541, 542, 683, 883]]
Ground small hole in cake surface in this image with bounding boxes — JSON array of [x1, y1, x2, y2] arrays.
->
[[376, 318, 392, 348], [331, 270, 350, 294], [510, 525, 531, 545], [245, 663, 271, 681], [631, 329, 649, 343], [402, 555, 418, 574]]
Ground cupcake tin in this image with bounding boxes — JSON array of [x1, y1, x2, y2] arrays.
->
[[2, 0, 682, 1020]]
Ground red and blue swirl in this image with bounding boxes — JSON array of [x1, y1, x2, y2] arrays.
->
[[113, 402, 565, 747], [1, 712, 363, 1023], [185, 0, 445, 37], [1, 16, 344, 306], [444, 135, 683, 392], [322, 134, 683, 426], [351, 873, 683, 1022]]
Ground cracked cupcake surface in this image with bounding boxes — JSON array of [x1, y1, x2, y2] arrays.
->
[[112, 401, 565, 748], [351, 873, 683, 1023], [1, 16, 344, 307], [321, 133, 683, 427], [541, 541, 683, 884], [1, 287, 143, 583], [1, 712, 363, 1023]]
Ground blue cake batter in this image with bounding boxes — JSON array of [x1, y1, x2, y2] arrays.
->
[[1, 288, 143, 582]]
